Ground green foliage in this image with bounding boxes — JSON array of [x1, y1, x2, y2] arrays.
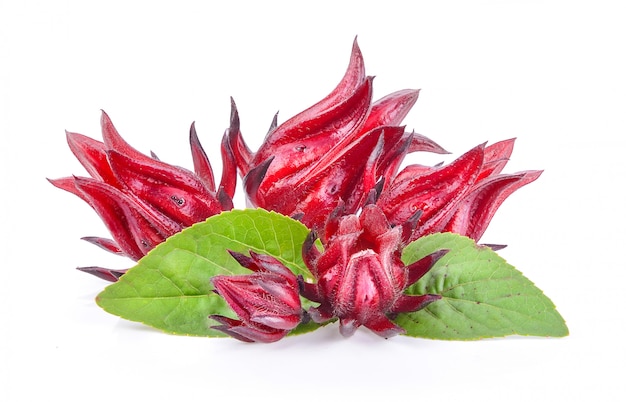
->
[[96, 211, 567, 341], [398, 233, 568, 339], [96, 209, 313, 336]]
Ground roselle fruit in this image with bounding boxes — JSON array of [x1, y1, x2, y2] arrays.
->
[[210, 250, 303, 343], [299, 203, 447, 338], [377, 139, 542, 243], [227, 38, 448, 231], [49, 111, 236, 280]]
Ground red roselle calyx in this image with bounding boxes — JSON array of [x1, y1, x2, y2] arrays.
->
[[227, 38, 538, 239], [210, 251, 303, 343], [377, 139, 542, 243], [49, 111, 236, 281], [299, 203, 447, 338], [227, 39, 448, 231]]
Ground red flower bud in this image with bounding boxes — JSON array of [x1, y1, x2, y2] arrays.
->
[[300, 204, 445, 338], [210, 251, 303, 343]]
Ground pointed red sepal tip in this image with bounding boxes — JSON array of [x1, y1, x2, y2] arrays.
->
[[226, 249, 256, 271], [481, 243, 507, 251], [379, 142, 486, 239], [406, 249, 449, 286], [209, 314, 290, 343], [227, 97, 253, 177], [398, 209, 423, 246], [76, 266, 127, 282], [189, 121, 216, 193], [71, 176, 172, 261], [216, 187, 234, 211], [100, 110, 140, 160], [302, 231, 321, 277], [47, 177, 87, 202], [362, 314, 407, 338], [208, 315, 256, 343], [443, 169, 543, 241], [360, 89, 420, 134], [362, 180, 382, 207], [81, 236, 124, 255], [408, 132, 450, 154], [243, 157, 273, 207], [64, 130, 114, 183], [321, 201, 345, 244], [219, 130, 237, 199], [391, 294, 442, 314]]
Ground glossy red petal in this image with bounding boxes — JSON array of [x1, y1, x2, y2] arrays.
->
[[477, 138, 516, 180], [443, 170, 543, 241], [391, 163, 438, 184], [189, 122, 216, 192], [226, 98, 254, 177], [65, 131, 118, 185], [107, 150, 224, 226], [408, 132, 450, 154], [253, 77, 373, 196], [378, 144, 485, 240], [73, 177, 174, 260], [359, 89, 420, 134], [391, 294, 442, 314], [219, 129, 237, 199], [47, 176, 90, 204], [247, 250, 297, 279], [255, 37, 366, 156], [100, 110, 148, 161], [307, 36, 366, 117], [285, 124, 385, 229], [375, 127, 413, 188]]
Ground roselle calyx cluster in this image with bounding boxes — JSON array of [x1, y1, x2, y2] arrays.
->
[[52, 38, 542, 340], [49, 112, 236, 280], [228, 39, 540, 240]]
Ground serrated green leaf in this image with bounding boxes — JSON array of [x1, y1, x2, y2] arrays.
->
[[96, 208, 315, 336], [397, 233, 568, 340]]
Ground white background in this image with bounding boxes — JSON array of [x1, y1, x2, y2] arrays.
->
[[1, 1, 624, 401]]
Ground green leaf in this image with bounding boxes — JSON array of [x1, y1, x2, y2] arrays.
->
[[397, 233, 568, 340], [96, 208, 315, 337]]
